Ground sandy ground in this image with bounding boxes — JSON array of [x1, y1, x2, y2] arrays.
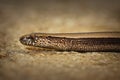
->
[[0, 0, 120, 80]]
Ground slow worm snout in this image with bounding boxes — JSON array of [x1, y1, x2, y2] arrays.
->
[[20, 32, 120, 52]]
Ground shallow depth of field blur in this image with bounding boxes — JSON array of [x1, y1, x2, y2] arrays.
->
[[0, 0, 120, 80]]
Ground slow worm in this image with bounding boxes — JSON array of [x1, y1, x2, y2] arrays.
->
[[19, 32, 120, 52]]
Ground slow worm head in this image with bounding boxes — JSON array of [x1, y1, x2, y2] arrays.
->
[[20, 32, 120, 52]]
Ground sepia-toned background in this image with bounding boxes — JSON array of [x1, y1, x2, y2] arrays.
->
[[0, 0, 120, 80]]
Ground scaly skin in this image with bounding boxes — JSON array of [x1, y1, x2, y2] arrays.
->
[[19, 32, 120, 52]]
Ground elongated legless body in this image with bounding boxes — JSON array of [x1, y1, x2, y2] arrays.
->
[[19, 32, 120, 52]]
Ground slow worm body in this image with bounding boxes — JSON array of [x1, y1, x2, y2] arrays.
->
[[20, 32, 120, 52]]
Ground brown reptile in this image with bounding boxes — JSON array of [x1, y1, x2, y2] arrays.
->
[[19, 32, 120, 52]]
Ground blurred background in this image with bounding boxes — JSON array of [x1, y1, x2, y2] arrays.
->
[[0, 0, 120, 33], [0, 0, 120, 80]]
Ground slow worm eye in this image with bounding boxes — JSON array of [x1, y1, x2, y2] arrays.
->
[[26, 35, 34, 40]]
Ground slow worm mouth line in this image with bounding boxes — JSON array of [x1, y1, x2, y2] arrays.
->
[[20, 32, 120, 52]]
